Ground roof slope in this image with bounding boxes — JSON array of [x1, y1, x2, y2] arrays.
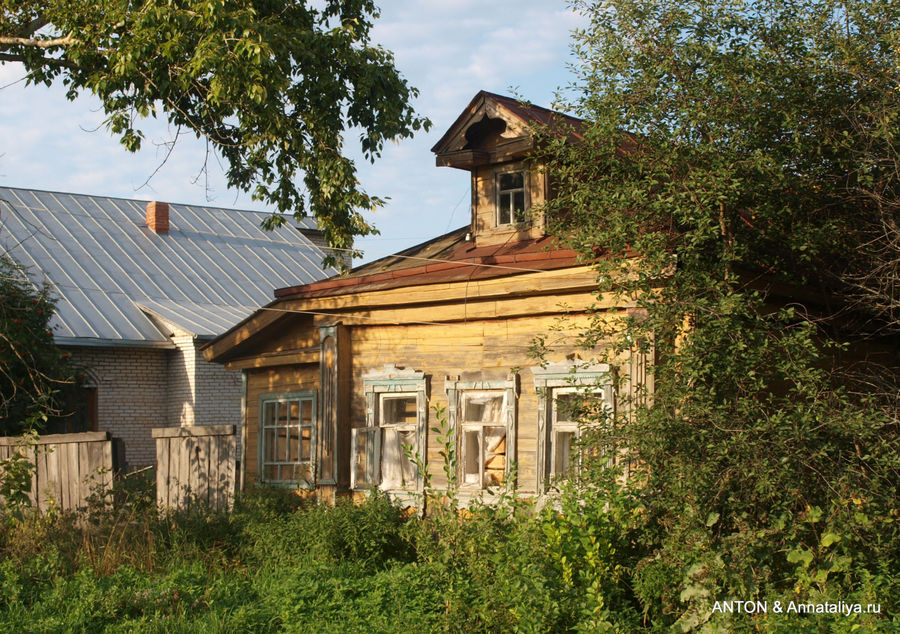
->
[[273, 227, 579, 300], [0, 186, 336, 347], [430, 90, 584, 157]]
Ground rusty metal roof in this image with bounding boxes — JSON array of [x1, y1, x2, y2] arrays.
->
[[273, 227, 579, 300], [0, 186, 335, 347]]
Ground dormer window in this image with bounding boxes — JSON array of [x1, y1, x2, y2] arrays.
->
[[497, 170, 527, 225]]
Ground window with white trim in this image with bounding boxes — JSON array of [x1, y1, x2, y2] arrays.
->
[[353, 366, 427, 492], [496, 170, 527, 225], [549, 387, 611, 479], [446, 376, 518, 490], [259, 391, 316, 485], [533, 362, 614, 492]]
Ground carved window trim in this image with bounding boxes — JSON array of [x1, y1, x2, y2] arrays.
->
[[352, 365, 428, 495], [532, 361, 614, 493], [445, 375, 519, 491]]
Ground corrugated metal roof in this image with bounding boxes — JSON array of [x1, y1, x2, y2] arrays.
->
[[0, 186, 335, 346]]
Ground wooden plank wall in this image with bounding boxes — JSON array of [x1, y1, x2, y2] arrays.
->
[[152, 425, 236, 512], [244, 365, 320, 486], [0, 431, 113, 513]]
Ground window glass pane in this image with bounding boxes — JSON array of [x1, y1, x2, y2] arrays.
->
[[287, 400, 299, 425], [484, 426, 506, 486], [287, 425, 299, 462], [463, 393, 504, 423], [353, 430, 369, 483], [555, 392, 578, 423], [463, 429, 482, 485], [381, 428, 417, 489], [264, 464, 278, 481], [499, 172, 523, 190], [498, 193, 511, 224], [554, 430, 575, 476], [513, 191, 525, 221], [382, 395, 417, 425], [276, 401, 289, 425], [301, 400, 312, 426], [300, 425, 312, 461], [263, 427, 276, 462], [263, 401, 276, 427], [353, 427, 379, 488]]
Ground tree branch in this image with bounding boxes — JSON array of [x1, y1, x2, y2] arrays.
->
[[22, 18, 50, 37], [0, 50, 78, 70], [0, 34, 78, 48]]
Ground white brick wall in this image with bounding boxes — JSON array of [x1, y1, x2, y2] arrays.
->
[[68, 346, 168, 468], [68, 343, 244, 468]]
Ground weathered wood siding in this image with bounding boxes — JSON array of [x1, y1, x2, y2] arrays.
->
[[153, 425, 236, 511], [244, 365, 320, 486], [472, 162, 547, 245], [240, 310, 621, 495], [0, 431, 113, 513], [346, 313, 598, 493]]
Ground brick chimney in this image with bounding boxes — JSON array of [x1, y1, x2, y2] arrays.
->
[[146, 201, 169, 234]]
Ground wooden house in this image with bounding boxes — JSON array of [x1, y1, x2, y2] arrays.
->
[[202, 92, 649, 503]]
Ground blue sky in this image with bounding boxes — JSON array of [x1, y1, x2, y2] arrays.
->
[[0, 1, 586, 264]]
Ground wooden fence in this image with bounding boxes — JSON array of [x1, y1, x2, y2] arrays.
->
[[153, 424, 236, 512], [0, 431, 114, 513]]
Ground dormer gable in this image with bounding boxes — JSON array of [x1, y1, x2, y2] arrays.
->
[[432, 92, 581, 247], [431, 91, 534, 169]]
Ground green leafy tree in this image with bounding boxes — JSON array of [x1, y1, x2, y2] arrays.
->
[[0, 253, 75, 435], [539, 0, 900, 627], [0, 0, 429, 256]]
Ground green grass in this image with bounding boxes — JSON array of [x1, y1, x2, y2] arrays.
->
[[1, 481, 896, 632]]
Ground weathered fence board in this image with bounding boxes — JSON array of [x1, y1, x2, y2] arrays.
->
[[152, 425, 236, 512], [0, 431, 113, 513]]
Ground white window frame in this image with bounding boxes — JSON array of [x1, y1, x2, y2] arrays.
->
[[258, 391, 317, 487], [495, 167, 528, 226], [353, 365, 427, 496], [445, 375, 518, 491], [532, 362, 614, 493]]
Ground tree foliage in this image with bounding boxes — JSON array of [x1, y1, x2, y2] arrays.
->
[[0, 253, 75, 435], [539, 0, 900, 627], [0, 0, 430, 255]]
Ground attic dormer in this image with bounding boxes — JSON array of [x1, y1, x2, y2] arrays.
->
[[431, 91, 551, 247]]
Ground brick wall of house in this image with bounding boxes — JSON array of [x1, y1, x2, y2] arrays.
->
[[167, 335, 197, 426], [69, 343, 244, 469], [193, 345, 243, 427], [168, 336, 242, 427], [68, 346, 168, 468]]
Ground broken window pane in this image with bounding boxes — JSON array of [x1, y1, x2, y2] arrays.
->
[[463, 428, 482, 486], [484, 426, 506, 486], [463, 392, 504, 423], [381, 428, 417, 490], [352, 427, 380, 489]]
